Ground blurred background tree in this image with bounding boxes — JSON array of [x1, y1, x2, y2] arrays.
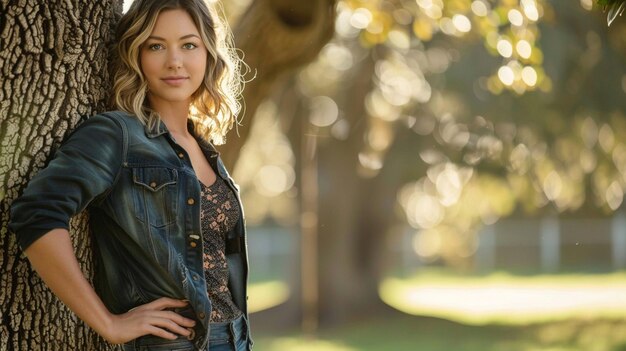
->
[[222, 0, 626, 340]]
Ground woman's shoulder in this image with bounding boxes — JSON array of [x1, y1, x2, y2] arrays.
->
[[77, 110, 146, 134], [64, 110, 140, 142], [91, 110, 139, 126]]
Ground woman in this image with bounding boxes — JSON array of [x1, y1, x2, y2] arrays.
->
[[9, 0, 251, 350]]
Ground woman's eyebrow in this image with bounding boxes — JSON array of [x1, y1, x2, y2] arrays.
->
[[147, 34, 201, 41]]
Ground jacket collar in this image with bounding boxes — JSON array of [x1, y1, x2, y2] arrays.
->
[[144, 119, 169, 138], [144, 118, 220, 158]]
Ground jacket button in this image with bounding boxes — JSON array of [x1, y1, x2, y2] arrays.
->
[[149, 181, 157, 188], [187, 198, 195, 205], [198, 312, 206, 319], [178, 152, 185, 159], [190, 241, 197, 248], [186, 328, 196, 340]]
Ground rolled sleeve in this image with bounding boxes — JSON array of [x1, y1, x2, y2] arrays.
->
[[9, 114, 124, 251]]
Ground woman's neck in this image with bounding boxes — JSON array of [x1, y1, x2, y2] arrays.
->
[[149, 97, 190, 136]]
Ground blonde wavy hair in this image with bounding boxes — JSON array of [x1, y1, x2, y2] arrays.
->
[[112, 0, 244, 144]]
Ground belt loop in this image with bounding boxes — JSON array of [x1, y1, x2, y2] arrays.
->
[[229, 319, 237, 347], [241, 314, 248, 338]]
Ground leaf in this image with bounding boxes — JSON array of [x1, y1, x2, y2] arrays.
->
[[607, 0, 626, 26]]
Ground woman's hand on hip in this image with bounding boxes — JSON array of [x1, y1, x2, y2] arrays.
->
[[102, 297, 197, 344], [21, 230, 196, 345]]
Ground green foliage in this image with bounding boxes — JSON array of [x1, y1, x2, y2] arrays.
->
[[296, 0, 626, 264], [597, 0, 622, 7]]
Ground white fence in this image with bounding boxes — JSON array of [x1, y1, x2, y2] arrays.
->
[[402, 214, 626, 273]]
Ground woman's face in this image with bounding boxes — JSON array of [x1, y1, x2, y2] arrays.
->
[[140, 9, 207, 107]]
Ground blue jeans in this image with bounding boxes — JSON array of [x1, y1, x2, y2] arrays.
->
[[121, 314, 251, 351], [208, 314, 250, 351]]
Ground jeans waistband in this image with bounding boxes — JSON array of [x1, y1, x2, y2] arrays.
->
[[209, 313, 247, 341]]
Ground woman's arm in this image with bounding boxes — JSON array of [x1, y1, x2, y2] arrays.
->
[[10, 114, 124, 250], [25, 228, 196, 344]]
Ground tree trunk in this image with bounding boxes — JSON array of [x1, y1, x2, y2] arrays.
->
[[0, 1, 121, 350], [220, 0, 337, 168], [314, 53, 401, 325], [251, 53, 403, 331]]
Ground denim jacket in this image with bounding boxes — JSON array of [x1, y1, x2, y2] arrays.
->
[[9, 111, 252, 350]]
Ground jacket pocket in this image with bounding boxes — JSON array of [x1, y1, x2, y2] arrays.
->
[[131, 167, 178, 228]]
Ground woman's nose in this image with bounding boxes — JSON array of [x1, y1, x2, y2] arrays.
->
[[167, 50, 182, 70]]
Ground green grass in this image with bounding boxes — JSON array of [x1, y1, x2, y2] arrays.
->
[[380, 270, 626, 325], [250, 271, 626, 350], [251, 314, 626, 351], [248, 280, 289, 313]]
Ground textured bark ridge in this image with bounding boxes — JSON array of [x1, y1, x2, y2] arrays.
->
[[0, 1, 121, 350]]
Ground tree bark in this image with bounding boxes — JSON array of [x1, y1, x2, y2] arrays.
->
[[0, 1, 121, 349], [220, 0, 337, 168]]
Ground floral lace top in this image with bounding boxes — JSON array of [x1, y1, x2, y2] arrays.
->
[[199, 176, 243, 323]]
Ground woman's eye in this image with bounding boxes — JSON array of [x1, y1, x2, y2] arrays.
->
[[182, 43, 197, 50], [148, 43, 163, 51]]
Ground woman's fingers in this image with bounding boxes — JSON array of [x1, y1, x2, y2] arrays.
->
[[170, 313, 196, 328], [133, 306, 196, 333], [147, 316, 193, 337], [148, 310, 196, 328], [143, 309, 196, 328], [139, 297, 188, 311], [105, 298, 197, 343], [145, 325, 178, 340]]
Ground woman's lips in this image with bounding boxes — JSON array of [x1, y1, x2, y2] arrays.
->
[[161, 77, 188, 86]]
